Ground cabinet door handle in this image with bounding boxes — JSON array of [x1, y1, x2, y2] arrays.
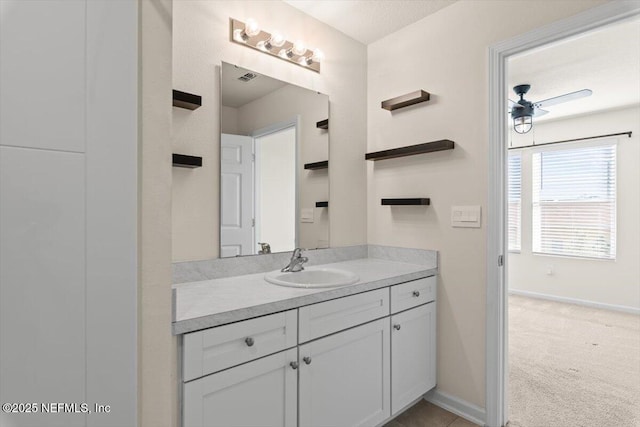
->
[[290, 361, 299, 370], [303, 356, 312, 365], [245, 337, 255, 347], [412, 290, 420, 297], [393, 324, 401, 331]]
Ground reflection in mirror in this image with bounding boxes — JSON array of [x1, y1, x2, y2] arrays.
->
[[220, 63, 329, 258]]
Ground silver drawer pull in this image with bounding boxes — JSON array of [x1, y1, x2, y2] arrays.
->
[[412, 290, 420, 297], [393, 324, 401, 331], [290, 361, 299, 370], [303, 356, 312, 365], [245, 337, 255, 347]]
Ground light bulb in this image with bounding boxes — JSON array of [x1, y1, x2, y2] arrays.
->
[[311, 48, 324, 62], [292, 40, 306, 56], [270, 32, 285, 47], [244, 18, 260, 37], [233, 29, 247, 43], [278, 48, 289, 59], [298, 57, 309, 66], [256, 40, 268, 51]]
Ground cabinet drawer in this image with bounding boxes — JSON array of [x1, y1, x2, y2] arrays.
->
[[390, 276, 436, 314], [299, 288, 389, 343], [182, 309, 297, 382]]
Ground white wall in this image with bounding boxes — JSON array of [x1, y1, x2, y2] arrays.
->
[[256, 127, 296, 253], [367, 0, 606, 409], [0, 1, 138, 426], [508, 106, 640, 311], [172, 0, 367, 262], [139, 1, 177, 426]]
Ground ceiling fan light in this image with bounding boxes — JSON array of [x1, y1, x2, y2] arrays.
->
[[513, 115, 532, 134]]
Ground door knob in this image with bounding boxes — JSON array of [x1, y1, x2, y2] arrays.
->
[[290, 361, 299, 370], [412, 290, 420, 297], [393, 324, 401, 330], [245, 337, 255, 347], [303, 356, 312, 365]]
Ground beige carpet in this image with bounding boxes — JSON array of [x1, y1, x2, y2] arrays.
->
[[507, 295, 640, 427]]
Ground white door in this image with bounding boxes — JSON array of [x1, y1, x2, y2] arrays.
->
[[183, 348, 298, 427], [299, 318, 390, 427], [390, 303, 437, 415], [220, 133, 254, 257]]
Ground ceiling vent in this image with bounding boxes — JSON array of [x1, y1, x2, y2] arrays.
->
[[237, 72, 259, 82]]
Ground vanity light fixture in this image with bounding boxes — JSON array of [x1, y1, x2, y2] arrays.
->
[[230, 18, 322, 73]]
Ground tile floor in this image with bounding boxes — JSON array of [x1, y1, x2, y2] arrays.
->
[[384, 400, 480, 427]]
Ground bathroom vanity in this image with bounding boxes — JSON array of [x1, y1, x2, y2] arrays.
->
[[173, 246, 438, 427]]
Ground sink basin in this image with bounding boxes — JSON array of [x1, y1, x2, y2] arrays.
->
[[265, 267, 359, 288]]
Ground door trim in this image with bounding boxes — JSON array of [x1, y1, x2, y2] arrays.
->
[[486, 2, 640, 426]]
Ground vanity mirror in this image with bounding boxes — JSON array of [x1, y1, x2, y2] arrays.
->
[[220, 62, 329, 258]]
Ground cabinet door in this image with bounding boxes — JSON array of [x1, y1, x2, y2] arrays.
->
[[183, 348, 298, 427], [299, 318, 390, 427], [391, 303, 436, 415]]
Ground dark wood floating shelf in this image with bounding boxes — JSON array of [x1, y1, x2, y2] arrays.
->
[[366, 140, 454, 161], [316, 119, 329, 129], [382, 198, 430, 206], [173, 154, 202, 168], [304, 160, 328, 170], [315, 201, 329, 208], [381, 90, 430, 111], [173, 90, 202, 110]]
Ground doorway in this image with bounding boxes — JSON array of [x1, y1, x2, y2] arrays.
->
[[486, 3, 640, 426], [220, 122, 298, 257]]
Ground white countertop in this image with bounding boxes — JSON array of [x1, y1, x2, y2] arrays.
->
[[172, 258, 437, 335]]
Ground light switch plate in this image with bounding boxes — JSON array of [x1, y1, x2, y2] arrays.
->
[[300, 208, 314, 223], [451, 205, 481, 228]]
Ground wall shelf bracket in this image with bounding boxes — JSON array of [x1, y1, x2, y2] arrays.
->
[[381, 90, 430, 111], [381, 198, 430, 206], [366, 140, 454, 161], [173, 154, 202, 168]]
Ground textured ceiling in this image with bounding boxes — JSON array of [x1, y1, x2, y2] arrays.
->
[[283, 0, 458, 45], [508, 18, 640, 122]]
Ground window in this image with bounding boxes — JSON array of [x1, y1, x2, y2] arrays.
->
[[508, 154, 522, 252], [532, 143, 616, 259]]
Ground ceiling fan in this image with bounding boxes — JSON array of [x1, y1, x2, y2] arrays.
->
[[508, 84, 592, 134]]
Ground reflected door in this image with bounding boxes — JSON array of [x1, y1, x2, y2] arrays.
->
[[220, 133, 253, 257]]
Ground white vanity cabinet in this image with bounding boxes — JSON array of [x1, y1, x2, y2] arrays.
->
[[180, 275, 437, 427], [389, 276, 437, 415], [295, 288, 391, 426]]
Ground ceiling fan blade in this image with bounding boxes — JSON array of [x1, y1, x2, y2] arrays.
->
[[508, 99, 523, 108], [535, 89, 592, 108], [533, 108, 549, 117]]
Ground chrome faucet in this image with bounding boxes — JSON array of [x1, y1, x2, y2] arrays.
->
[[258, 242, 271, 254], [281, 248, 308, 272]]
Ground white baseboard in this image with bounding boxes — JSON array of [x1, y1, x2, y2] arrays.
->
[[508, 289, 640, 315], [424, 388, 486, 426]]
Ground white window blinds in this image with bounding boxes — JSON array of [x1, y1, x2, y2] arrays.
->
[[532, 143, 616, 259], [508, 154, 522, 251]]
